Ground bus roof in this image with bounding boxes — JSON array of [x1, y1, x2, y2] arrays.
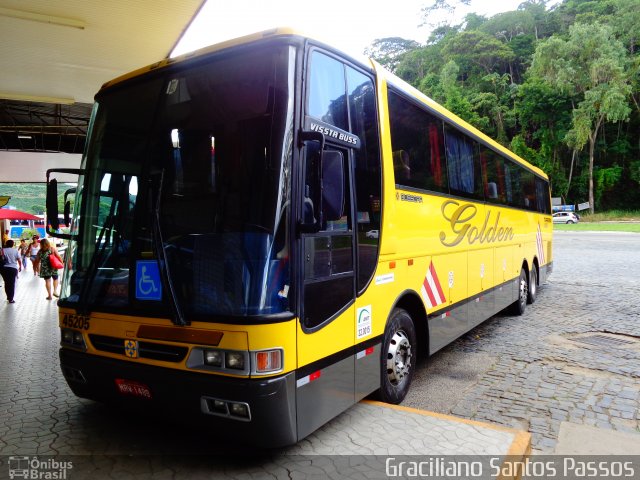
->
[[100, 28, 311, 93], [99, 27, 547, 181]]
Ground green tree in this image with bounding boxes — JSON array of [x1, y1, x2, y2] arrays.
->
[[442, 30, 516, 77], [530, 22, 632, 213], [514, 77, 573, 196], [365, 37, 421, 72], [437, 60, 488, 130]]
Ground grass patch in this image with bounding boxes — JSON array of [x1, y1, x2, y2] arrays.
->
[[579, 210, 640, 222], [553, 210, 640, 232]]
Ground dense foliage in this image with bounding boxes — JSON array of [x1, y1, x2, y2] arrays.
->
[[368, 0, 640, 212], [0, 183, 46, 214]]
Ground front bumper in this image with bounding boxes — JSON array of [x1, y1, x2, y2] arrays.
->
[[60, 348, 298, 447]]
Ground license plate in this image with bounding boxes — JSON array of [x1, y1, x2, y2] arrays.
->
[[115, 379, 152, 399]]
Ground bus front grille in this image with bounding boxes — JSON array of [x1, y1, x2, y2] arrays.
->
[[89, 334, 188, 363]]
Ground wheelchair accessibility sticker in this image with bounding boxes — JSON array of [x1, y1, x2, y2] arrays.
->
[[135, 260, 162, 300]]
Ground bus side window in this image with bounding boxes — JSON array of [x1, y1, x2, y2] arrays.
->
[[393, 150, 411, 181], [387, 90, 448, 194]]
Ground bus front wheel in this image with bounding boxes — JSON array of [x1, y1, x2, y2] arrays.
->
[[379, 308, 416, 404]]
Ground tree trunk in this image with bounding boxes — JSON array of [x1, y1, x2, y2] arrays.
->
[[565, 149, 577, 198], [588, 135, 595, 215], [588, 116, 604, 214]]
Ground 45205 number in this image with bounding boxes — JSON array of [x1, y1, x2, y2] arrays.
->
[[62, 314, 90, 330]]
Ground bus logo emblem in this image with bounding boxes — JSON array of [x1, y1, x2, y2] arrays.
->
[[124, 340, 138, 358]]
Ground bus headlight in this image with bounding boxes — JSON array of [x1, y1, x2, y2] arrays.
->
[[203, 349, 223, 367], [225, 352, 245, 370], [60, 328, 86, 349], [186, 348, 250, 375], [62, 329, 74, 344]]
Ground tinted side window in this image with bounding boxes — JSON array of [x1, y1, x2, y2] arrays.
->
[[347, 67, 382, 292], [536, 177, 551, 214], [480, 147, 508, 206], [388, 91, 447, 193], [521, 170, 537, 211], [308, 52, 348, 131], [505, 159, 524, 208], [444, 125, 483, 200]]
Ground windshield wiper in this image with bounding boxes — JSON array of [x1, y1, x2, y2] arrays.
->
[[77, 181, 123, 316], [151, 169, 188, 326]]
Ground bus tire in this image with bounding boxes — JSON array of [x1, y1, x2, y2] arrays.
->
[[379, 308, 416, 404], [509, 268, 528, 316], [527, 266, 538, 304]]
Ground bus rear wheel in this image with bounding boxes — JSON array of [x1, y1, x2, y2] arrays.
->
[[379, 308, 416, 404], [509, 268, 528, 316], [527, 266, 538, 304]]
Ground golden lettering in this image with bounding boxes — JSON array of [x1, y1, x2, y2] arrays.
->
[[440, 200, 514, 247]]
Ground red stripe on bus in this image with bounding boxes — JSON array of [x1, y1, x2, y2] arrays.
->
[[423, 276, 438, 306], [430, 262, 446, 302]]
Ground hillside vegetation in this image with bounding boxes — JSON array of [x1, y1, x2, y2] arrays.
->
[[366, 0, 640, 213], [0, 183, 45, 214]]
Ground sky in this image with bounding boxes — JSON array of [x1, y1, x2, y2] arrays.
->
[[171, 0, 555, 59]]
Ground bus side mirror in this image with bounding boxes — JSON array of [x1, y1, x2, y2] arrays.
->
[[46, 178, 60, 230], [299, 130, 325, 233], [46, 168, 83, 239]]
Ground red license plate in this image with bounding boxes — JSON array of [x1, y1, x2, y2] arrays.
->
[[115, 379, 152, 399]]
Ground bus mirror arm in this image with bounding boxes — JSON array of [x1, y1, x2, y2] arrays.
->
[[63, 188, 76, 228], [298, 130, 325, 151]]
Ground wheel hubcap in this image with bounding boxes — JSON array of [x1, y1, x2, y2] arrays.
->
[[386, 330, 412, 386]]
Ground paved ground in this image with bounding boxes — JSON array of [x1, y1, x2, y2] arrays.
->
[[1, 230, 639, 478], [404, 231, 640, 454], [0, 252, 529, 479]]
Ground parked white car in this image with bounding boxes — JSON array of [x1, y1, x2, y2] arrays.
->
[[553, 212, 579, 224]]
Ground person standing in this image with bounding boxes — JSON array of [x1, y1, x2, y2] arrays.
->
[[18, 238, 29, 272], [34, 238, 63, 300], [1, 239, 20, 303], [29, 235, 40, 276]]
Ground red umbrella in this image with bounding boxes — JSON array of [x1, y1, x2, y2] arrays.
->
[[0, 209, 41, 220]]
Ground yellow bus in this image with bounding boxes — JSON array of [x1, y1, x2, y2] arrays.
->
[[46, 28, 552, 447]]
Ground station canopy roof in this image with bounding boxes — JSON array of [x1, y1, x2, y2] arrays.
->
[[0, 0, 204, 155], [0, 208, 41, 220]]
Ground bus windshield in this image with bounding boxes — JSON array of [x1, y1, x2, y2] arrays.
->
[[60, 44, 295, 320]]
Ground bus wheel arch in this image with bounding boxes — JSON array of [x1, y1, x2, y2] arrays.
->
[[391, 292, 428, 358]]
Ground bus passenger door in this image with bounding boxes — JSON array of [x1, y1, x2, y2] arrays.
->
[[296, 141, 356, 441]]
